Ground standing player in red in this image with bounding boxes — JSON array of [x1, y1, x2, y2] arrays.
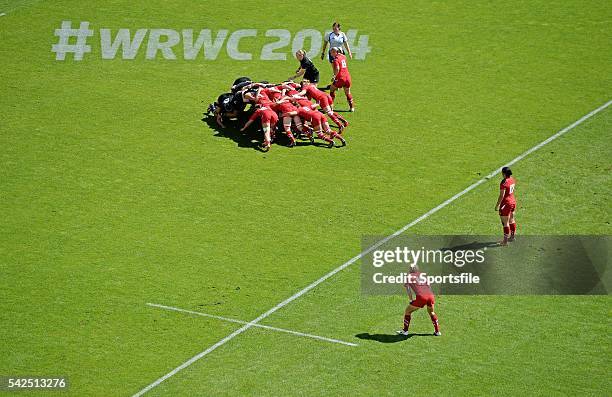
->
[[329, 47, 355, 112], [495, 166, 517, 245], [397, 265, 441, 336]]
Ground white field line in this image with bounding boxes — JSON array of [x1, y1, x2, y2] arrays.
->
[[146, 303, 358, 347], [134, 100, 611, 396]]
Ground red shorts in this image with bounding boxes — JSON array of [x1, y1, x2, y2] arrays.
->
[[410, 295, 435, 308], [275, 102, 297, 115], [261, 111, 278, 126], [296, 100, 315, 108], [333, 75, 352, 88], [314, 94, 332, 109], [297, 107, 323, 126], [499, 202, 516, 216]]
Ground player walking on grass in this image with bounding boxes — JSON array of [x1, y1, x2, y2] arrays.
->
[[329, 47, 355, 112], [321, 22, 353, 64], [495, 166, 517, 246], [397, 266, 441, 336]]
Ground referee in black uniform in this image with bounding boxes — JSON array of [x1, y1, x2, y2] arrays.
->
[[289, 49, 320, 85]]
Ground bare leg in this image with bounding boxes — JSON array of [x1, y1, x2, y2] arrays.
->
[[344, 86, 354, 111], [499, 215, 510, 245], [509, 212, 516, 241], [261, 123, 271, 151], [282, 116, 296, 146], [399, 305, 419, 334]]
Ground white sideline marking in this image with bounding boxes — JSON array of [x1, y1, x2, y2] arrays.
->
[[134, 100, 611, 396], [147, 303, 358, 347]]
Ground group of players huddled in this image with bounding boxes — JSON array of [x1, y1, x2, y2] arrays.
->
[[206, 47, 354, 152]]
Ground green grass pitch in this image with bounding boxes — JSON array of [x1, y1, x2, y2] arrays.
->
[[1, 0, 610, 396]]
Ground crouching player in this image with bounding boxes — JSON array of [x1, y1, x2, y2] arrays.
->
[[285, 105, 344, 147], [299, 80, 348, 132], [273, 98, 312, 147], [397, 265, 441, 336], [240, 105, 278, 152], [283, 84, 344, 146]]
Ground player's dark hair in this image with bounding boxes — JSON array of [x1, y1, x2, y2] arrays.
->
[[502, 167, 512, 177], [333, 22, 340, 29]]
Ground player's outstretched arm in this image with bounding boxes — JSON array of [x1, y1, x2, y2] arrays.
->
[[240, 119, 254, 132], [214, 108, 225, 128], [289, 68, 305, 81]]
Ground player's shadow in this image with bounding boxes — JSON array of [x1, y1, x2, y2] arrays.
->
[[201, 114, 262, 150], [201, 114, 332, 150], [355, 332, 433, 343], [440, 241, 500, 251]]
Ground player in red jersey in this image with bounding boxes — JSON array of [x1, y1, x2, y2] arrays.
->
[[397, 265, 441, 336], [329, 47, 354, 112], [289, 106, 338, 147], [299, 80, 348, 132], [495, 166, 517, 245], [272, 97, 312, 147], [262, 86, 283, 101], [284, 83, 345, 146], [239, 105, 278, 152]]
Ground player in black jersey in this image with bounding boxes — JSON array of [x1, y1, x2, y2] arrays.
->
[[288, 50, 320, 85]]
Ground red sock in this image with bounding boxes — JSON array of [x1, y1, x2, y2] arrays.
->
[[317, 132, 333, 143], [330, 91, 336, 102], [286, 132, 294, 140], [347, 94, 354, 108], [327, 112, 343, 128], [430, 314, 440, 333], [503, 226, 510, 241], [403, 314, 411, 332], [510, 222, 516, 235]]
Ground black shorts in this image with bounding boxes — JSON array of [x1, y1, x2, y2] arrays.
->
[[304, 70, 320, 84]]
